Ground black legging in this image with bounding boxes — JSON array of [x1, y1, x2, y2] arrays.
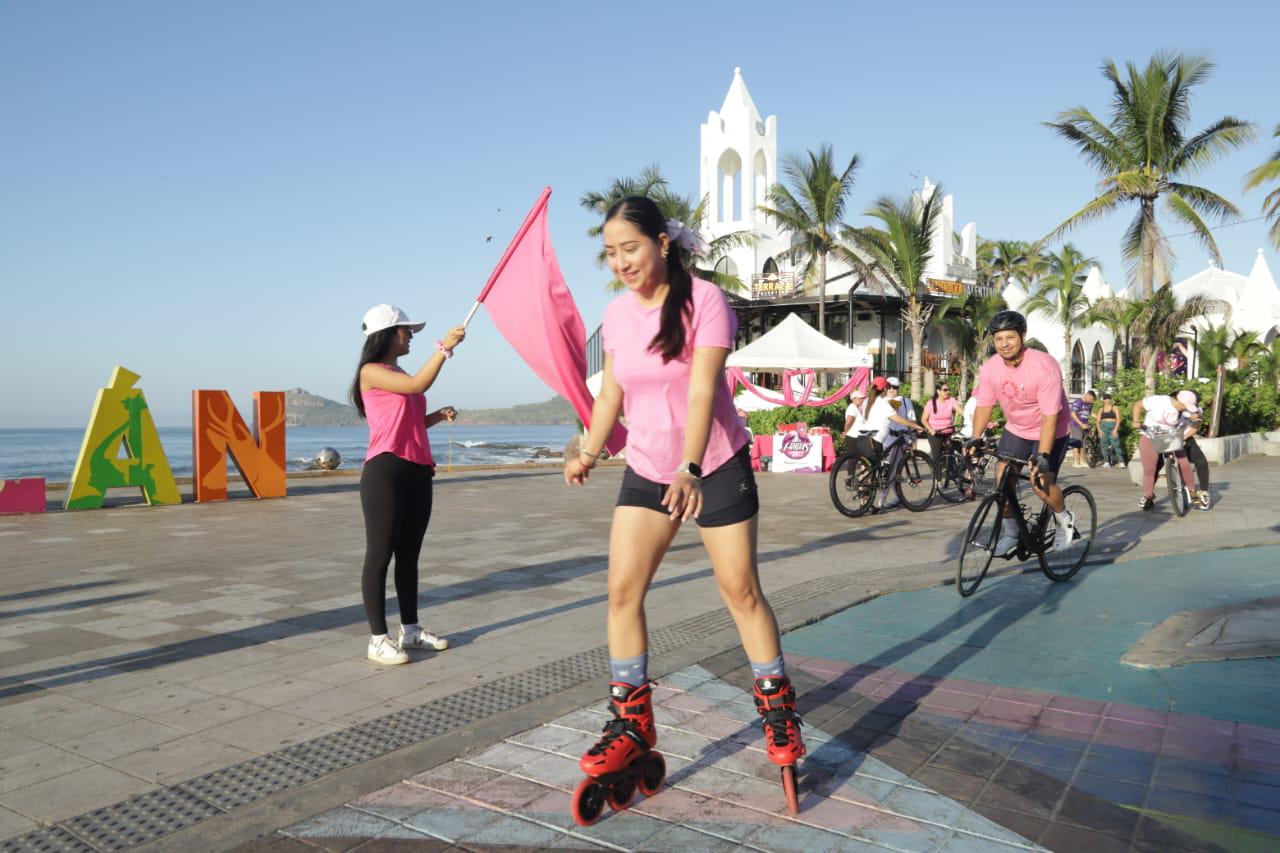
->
[[360, 452, 434, 635], [927, 430, 955, 465], [1153, 437, 1210, 492]]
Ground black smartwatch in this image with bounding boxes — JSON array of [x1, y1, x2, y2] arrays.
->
[[676, 461, 703, 479]]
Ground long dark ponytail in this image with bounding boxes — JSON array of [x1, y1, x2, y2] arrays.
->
[[349, 328, 397, 418], [604, 196, 694, 362]]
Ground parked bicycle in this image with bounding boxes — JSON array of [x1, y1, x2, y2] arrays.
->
[[1082, 425, 1103, 469], [936, 433, 995, 503], [956, 440, 1097, 596], [1143, 426, 1192, 517], [829, 440, 937, 517]]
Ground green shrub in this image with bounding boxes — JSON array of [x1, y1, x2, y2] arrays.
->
[[746, 396, 852, 455]]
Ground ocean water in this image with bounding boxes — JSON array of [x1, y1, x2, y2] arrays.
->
[[0, 424, 578, 481]]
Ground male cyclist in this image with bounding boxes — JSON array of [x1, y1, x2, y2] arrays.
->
[[966, 310, 1076, 554]]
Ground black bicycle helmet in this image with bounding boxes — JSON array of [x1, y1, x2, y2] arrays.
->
[[987, 310, 1027, 336]]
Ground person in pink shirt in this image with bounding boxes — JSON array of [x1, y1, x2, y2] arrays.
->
[[563, 196, 804, 816], [968, 310, 1076, 555], [922, 381, 961, 464], [351, 304, 465, 666]]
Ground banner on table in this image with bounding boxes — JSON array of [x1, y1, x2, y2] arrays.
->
[[771, 428, 823, 473]]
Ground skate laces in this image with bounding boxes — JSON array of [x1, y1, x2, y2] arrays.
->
[[587, 717, 637, 755], [760, 708, 803, 747]]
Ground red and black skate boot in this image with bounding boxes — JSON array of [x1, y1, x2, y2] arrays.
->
[[572, 682, 665, 825], [753, 675, 805, 814]]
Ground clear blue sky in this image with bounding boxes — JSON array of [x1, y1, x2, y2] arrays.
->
[[2, 1, 1277, 428]]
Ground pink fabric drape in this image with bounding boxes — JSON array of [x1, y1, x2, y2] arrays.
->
[[477, 188, 625, 453], [726, 367, 871, 408]]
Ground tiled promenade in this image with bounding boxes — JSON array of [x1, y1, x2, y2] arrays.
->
[[1, 457, 1278, 851]]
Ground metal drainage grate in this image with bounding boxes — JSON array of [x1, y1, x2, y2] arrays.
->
[[0, 827, 91, 853], [64, 789, 222, 852], [8, 572, 854, 850]]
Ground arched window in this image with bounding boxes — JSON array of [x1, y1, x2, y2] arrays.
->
[[753, 151, 768, 211], [717, 149, 743, 223], [714, 256, 739, 280], [762, 257, 778, 275], [1070, 341, 1086, 395], [1090, 342, 1105, 387]]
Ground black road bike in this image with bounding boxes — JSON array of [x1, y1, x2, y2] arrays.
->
[[829, 438, 937, 517], [1144, 426, 1192, 517], [956, 441, 1097, 596], [936, 433, 995, 503]]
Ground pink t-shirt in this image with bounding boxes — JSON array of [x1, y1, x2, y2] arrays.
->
[[363, 365, 434, 467], [603, 278, 749, 483], [974, 348, 1070, 441], [924, 396, 960, 431]]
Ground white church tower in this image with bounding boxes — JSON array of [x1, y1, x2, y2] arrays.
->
[[699, 68, 789, 289]]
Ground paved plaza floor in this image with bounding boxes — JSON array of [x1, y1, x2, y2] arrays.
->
[[1, 457, 1278, 851]]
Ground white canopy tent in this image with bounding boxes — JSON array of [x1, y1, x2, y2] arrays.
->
[[727, 313, 873, 370], [728, 313, 872, 412]]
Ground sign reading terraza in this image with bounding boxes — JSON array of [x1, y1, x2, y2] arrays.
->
[[751, 272, 801, 300]]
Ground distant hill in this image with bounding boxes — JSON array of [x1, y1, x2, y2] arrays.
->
[[285, 389, 578, 427], [285, 389, 362, 426]]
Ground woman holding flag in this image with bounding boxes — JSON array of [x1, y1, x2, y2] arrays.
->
[[564, 196, 804, 820]]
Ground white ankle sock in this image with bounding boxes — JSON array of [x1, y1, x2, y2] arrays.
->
[[371, 633, 388, 643], [400, 623, 419, 634]]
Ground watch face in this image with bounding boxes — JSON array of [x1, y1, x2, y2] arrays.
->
[[688, 463, 703, 478]]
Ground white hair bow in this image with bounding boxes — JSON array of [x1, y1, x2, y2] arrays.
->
[[665, 219, 708, 257]]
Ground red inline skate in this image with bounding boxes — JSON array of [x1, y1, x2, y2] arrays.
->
[[753, 675, 805, 814], [571, 681, 666, 826]]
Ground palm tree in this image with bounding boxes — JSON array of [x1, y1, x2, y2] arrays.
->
[[935, 291, 1008, 398], [986, 239, 1032, 291], [1194, 322, 1232, 377], [1131, 288, 1229, 380], [1083, 294, 1144, 370], [1042, 52, 1255, 391], [1244, 125, 1280, 249], [1256, 338, 1280, 392], [580, 165, 754, 292], [758, 145, 862, 334], [844, 187, 945, 396], [1228, 329, 1265, 372], [1021, 245, 1099, 380]]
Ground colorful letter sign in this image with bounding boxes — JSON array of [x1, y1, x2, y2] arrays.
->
[[192, 391, 287, 501], [65, 367, 182, 510]]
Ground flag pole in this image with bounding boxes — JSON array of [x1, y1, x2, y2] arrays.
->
[[462, 301, 481, 328]]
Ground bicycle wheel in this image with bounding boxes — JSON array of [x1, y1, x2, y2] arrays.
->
[[957, 492, 1001, 596], [896, 449, 938, 511], [1038, 485, 1096, 582], [1084, 436, 1101, 468], [1166, 458, 1188, 517], [936, 451, 967, 503], [829, 454, 876, 517]]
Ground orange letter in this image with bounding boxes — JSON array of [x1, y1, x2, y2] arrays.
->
[[192, 391, 287, 502]]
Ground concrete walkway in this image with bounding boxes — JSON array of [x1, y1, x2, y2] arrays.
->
[[1, 457, 1277, 850]]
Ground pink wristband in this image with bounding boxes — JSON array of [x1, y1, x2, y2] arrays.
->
[[435, 340, 453, 359]]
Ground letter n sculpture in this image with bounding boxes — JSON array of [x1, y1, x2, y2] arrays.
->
[[192, 391, 287, 502], [66, 367, 182, 510]]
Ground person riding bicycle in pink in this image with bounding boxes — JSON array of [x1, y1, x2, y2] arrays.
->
[[1132, 390, 1199, 511], [966, 310, 1077, 555]]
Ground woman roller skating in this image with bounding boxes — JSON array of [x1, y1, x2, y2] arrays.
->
[[564, 196, 805, 824]]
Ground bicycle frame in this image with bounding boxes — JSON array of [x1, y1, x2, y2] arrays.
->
[[979, 445, 1053, 559]]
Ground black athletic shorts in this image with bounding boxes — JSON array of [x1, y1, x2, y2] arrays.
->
[[616, 444, 758, 528], [996, 431, 1070, 478]]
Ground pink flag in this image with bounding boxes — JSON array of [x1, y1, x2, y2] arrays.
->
[[478, 188, 625, 453]]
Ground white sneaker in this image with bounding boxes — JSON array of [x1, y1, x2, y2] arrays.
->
[[399, 625, 449, 651], [994, 533, 1019, 557], [367, 636, 409, 665], [1052, 511, 1077, 553]]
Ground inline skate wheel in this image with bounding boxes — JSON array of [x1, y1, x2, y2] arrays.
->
[[637, 752, 666, 796], [571, 778, 607, 826], [781, 764, 799, 815], [606, 775, 636, 812]]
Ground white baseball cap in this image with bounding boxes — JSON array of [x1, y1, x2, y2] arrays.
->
[[1175, 390, 1201, 414], [886, 376, 901, 387], [362, 304, 426, 336]]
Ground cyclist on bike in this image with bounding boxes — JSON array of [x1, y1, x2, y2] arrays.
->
[[1180, 390, 1212, 510], [1133, 391, 1199, 511], [966, 310, 1076, 555]]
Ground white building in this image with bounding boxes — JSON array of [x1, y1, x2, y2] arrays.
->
[[700, 68, 983, 380]]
